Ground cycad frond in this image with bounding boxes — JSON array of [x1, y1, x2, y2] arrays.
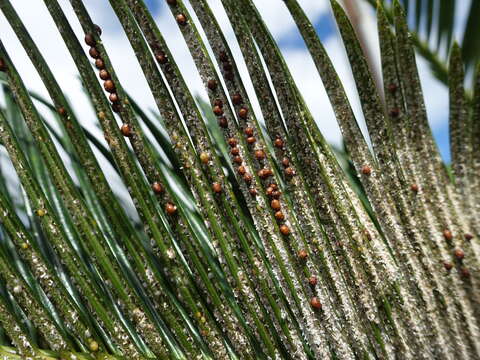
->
[[0, 0, 478, 359]]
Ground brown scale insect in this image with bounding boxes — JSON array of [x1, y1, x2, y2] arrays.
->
[[176, 14, 187, 25], [271, 199, 281, 211], [308, 276, 318, 287], [443, 262, 453, 271], [232, 94, 242, 105], [274, 211, 284, 221], [214, 99, 223, 108], [167, 0, 177, 5], [156, 52, 168, 64], [453, 248, 464, 260], [213, 106, 224, 116], [225, 72, 234, 81], [249, 188, 258, 196], [95, 58, 105, 70], [0, 59, 6, 72], [207, 79, 217, 90], [227, 138, 237, 147], [223, 63, 233, 72], [361, 165, 371, 175], [271, 190, 282, 199], [109, 93, 119, 103], [284, 167, 294, 177], [239, 107, 248, 119], [461, 268, 470, 278], [246, 137, 256, 144], [84, 33, 95, 46], [274, 138, 283, 148], [465, 233, 474, 241], [258, 168, 272, 179], [243, 173, 253, 184], [212, 182, 222, 193], [233, 156, 242, 164], [57, 107, 67, 116], [244, 127, 254, 136], [279, 224, 290, 236], [282, 158, 290, 167], [389, 108, 400, 117], [99, 69, 110, 80], [104, 80, 116, 93], [310, 297, 322, 310], [266, 186, 274, 197], [443, 229, 453, 241], [231, 147, 240, 156], [218, 116, 228, 128], [219, 51, 228, 62], [120, 123, 131, 137], [237, 166, 246, 175], [152, 182, 164, 194], [255, 150, 266, 160], [298, 250, 308, 259], [410, 184, 419, 192], [89, 47, 100, 59], [94, 24, 102, 35], [269, 183, 278, 190], [166, 202, 177, 215]]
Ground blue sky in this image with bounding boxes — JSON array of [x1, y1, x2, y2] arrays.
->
[[0, 0, 467, 165]]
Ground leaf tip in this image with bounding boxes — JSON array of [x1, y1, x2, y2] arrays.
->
[[329, 0, 342, 14], [392, 0, 403, 15], [451, 41, 461, 53], [329, 0, 349, 26], [376, 0, 387, 23], [449, 42, 463, 69], [449, 42, 462, 61]]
